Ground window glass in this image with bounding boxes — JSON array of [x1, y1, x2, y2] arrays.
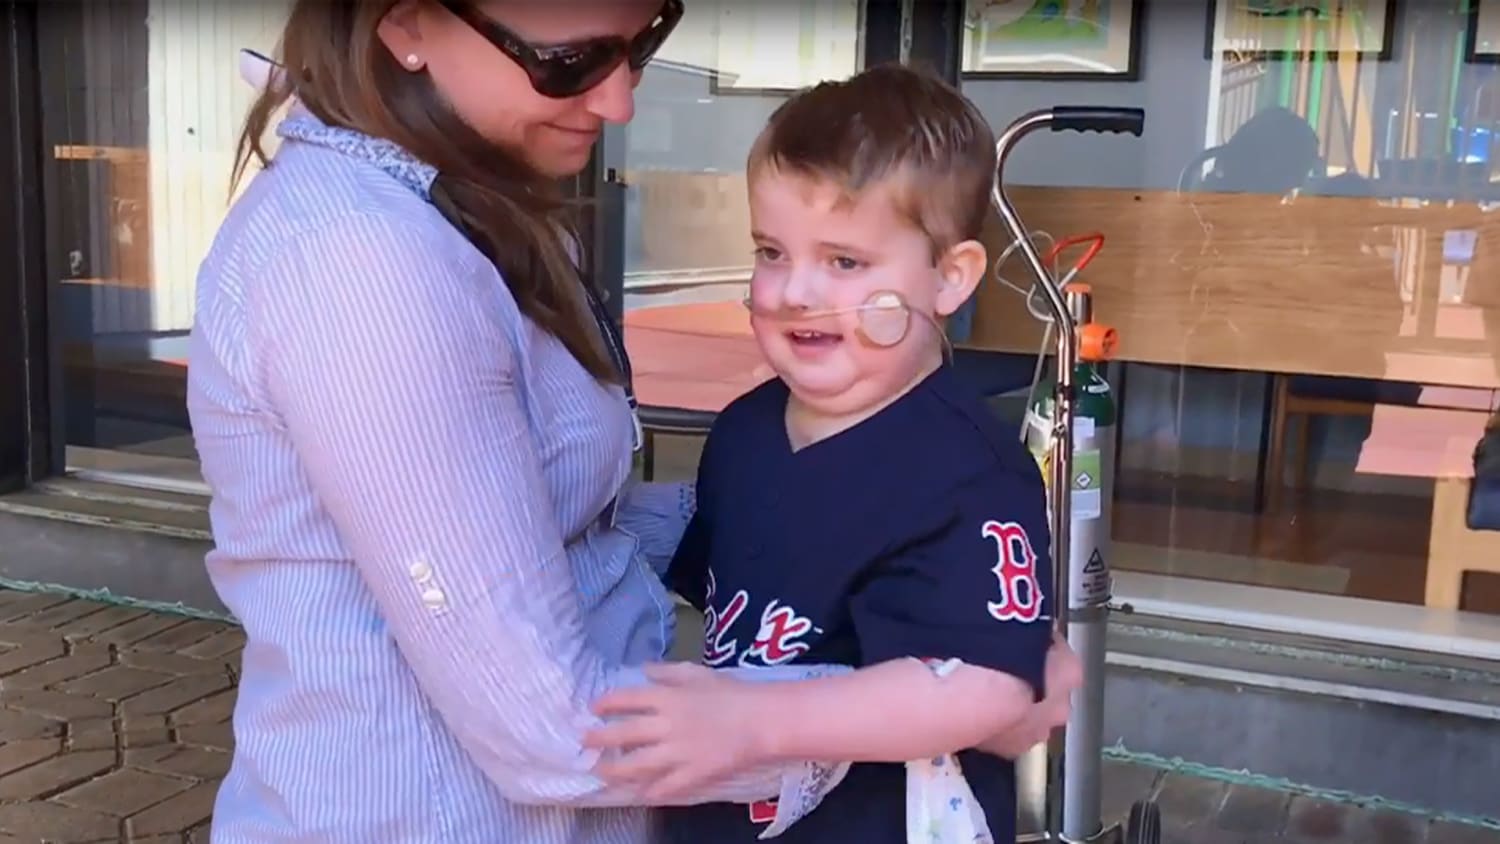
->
[[41, 0, 292, 491], [956, 1, 1500, 619]]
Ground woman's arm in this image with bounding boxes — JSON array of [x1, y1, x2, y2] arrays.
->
[[251, 211, 842, 813], [614, 480, 695, 577]]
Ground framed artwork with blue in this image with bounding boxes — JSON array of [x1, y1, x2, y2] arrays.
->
[[1205, 0, 1397, 62], [960, 0, 1146, 81]]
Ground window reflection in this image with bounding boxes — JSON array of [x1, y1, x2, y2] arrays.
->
[[960, 2, 1500, 616], [43, 0, 290, 491]]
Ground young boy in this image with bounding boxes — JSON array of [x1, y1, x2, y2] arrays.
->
[[588, 65, 1059, 842]]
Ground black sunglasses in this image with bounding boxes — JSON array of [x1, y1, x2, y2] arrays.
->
[[439, 0, 684, 99]]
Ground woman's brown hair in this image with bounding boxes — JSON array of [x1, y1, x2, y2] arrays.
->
[[232, 0, 618, 382]]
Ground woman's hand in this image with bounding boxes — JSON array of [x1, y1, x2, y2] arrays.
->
[[583, 662, 770, 801], [977, 632, 1081, 759]]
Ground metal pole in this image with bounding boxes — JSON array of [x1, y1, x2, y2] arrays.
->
[[991, 104, 1143, 844], [990, 109, 1075, 841]]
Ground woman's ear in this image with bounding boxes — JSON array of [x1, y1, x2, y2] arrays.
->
[[377, 0, 431, 71], [933, 239, 987, 317]]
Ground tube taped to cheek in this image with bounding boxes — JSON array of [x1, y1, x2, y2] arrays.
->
[[905, 656, 995, 843], [741, 290, 950, 357]]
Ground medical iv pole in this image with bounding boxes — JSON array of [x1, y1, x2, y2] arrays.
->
[[989, 107, 1148, 844]]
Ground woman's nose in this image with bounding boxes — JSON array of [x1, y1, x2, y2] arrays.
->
[[583, 64, 636, 124]]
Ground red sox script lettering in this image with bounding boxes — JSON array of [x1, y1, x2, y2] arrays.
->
[[701, 570, 749, 667], [744, 600, 814, 665], [982, 519, 1043, 623], [700, 571, 816, 668]]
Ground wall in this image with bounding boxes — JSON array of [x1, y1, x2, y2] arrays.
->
[[146, 0, 291, 334]]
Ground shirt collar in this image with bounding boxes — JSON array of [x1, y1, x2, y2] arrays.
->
[[276, 106, 439, 201]]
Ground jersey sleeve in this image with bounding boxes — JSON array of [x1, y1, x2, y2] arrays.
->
[[665, 509, 710, 610], [663, 421, 724, 611], [848, 466, 1054, 697]]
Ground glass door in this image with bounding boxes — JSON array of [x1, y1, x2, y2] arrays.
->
[[606, 0, 870, 481]]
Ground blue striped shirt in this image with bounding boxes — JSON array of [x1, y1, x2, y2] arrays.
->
[[187, 111, 846, 843]]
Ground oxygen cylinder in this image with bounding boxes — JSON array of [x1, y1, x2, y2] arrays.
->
[[1023, 350, 1117, 596], [1021, 282, 1118, 842]]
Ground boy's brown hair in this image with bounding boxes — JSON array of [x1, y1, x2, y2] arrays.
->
[[747, 63, 996, 257]]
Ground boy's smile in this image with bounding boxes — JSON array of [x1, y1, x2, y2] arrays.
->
[[785, 327, 843, 357]]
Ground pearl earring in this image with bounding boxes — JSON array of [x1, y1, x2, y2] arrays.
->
[[405, 53, 420, 67]]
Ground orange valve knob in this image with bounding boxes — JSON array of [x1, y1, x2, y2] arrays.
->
[[1078, 323, 1117, 362]]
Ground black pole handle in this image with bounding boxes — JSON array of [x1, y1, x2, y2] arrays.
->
[[1049, 107, 1145, 137]]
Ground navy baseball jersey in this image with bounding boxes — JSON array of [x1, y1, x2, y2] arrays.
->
[[661, 363, 1055, 844]]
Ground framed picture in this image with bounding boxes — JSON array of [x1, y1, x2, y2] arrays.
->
[[708, 0, 864, 95], [959, 0, 1145, 81], [1465, 0, 1500, 63], [1204, 0, 1397, 62]]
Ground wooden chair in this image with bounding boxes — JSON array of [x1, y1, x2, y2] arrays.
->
[[1426, 458, 1500, 610], [639, 406, 716, 482], [1260, 380, 1500, 609], [1261, 374, 1496, 511]]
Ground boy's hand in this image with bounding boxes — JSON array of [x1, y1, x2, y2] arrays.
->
[[977, 632, 1081, 759], [584, 662, 768, 801]]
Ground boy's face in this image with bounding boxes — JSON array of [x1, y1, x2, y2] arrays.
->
[[745, 169, 984, 419]]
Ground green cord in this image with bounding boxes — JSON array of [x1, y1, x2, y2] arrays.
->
[[1105, 744, 1500, 829], [0, 575, 240, 624], [1115, 623, 1500, 685]]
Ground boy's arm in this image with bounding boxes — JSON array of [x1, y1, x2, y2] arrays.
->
[[739, 657, 1036, 764], [974, 629, 1080, 758], [586, 468, 1055, 786], [752, 467, 1054, 762]]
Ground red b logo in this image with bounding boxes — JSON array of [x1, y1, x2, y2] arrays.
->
[[981, 520, 1043, 623]]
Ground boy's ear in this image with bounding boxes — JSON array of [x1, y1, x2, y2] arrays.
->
[[934, 239, 987, 317]]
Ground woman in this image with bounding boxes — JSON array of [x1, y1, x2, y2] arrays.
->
[[189, 2, 1075, 842]]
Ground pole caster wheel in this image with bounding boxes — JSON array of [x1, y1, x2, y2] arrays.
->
[[1124, 800, 1161, 844]]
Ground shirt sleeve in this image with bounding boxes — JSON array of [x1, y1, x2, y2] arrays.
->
[[849, 465, 1055, 697], [614, 480, 696, 578], [663, 422, 724, 610], [249, 211, 829, 808]]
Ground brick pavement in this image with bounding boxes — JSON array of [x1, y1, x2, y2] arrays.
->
[[1, 587, 1496, 844], [0, 590, 236, 843]]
